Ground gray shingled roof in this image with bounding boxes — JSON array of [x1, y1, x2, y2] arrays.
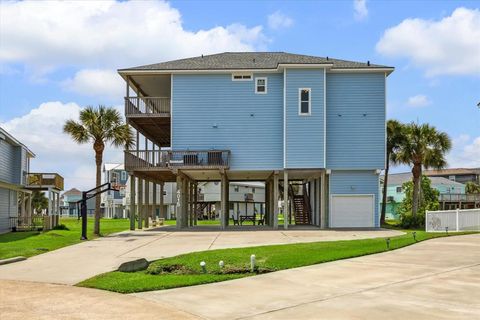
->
[[119, 52, 393, 71], [382, 173, 465, 187]]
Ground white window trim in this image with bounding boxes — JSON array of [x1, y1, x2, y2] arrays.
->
[[255, 77, 268, 94], [298, 88, 312, 116], [232, 73, 253, 81]]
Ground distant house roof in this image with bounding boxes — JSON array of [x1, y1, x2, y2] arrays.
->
[[63, 188, 82, 196], [119, 52, 393, 73], [0, 126, 35, 158], [383, 173, 465, 187], [424, 168, 480, 176], [103, 163, 124, 171]]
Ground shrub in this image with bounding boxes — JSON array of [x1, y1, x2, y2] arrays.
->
[[399, 212, 425, 229], [52, 224, 69, 230]]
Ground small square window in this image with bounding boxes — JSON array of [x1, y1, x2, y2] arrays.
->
[[255, 77, 267, 94], [299, 88, 311, 115], [396, 187, 402, 193]]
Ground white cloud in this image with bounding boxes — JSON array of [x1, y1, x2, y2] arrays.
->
[[0, 102, 124, 190], [0, 0, 267, 74], [353, 0, 368, 21], [447, 135, 480, 168], [267, 11, 294, 30], [62, 69, 123, 100], [406, 94, 431, 107], [376, 7, 480, 76]]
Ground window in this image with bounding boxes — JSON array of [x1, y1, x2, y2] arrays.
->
[[255, 77, 267, 94], [252, 187, 256, 193], [232, 73, 252, 81], [449, 175, 456, 181], [121, 171, 127, 181], [299, 88, 311, 115], [396, 187, 402, 193], [234, 186, 239, 192]]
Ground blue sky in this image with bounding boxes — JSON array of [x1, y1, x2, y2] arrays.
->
[[0, 0, 479, 190]]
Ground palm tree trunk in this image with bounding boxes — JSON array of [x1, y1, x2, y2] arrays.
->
[[380, 155, 390, 225], [94, 144, 104, 235], [412, 164, 422, 217]]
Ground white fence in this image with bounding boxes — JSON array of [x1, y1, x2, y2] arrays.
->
[[426, 209, 480, 232]]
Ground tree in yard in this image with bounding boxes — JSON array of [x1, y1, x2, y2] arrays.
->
[[398, 176, 440, 228], [31, 191, 48, 214], [381, 119, 406, 225], [395, 122, 451, 217], [465, 181, 480, 194], [64, 106, 134, 235]]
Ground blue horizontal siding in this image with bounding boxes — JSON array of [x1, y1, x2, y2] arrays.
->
[[0, 141, 23, 185], [326, 73, 385, 169], [330, 170, 380, 227], [172, 73, 283, 170], [285, 69, 325, 168]]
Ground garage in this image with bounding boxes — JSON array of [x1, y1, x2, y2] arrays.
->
[[330, 194, 375, 228]]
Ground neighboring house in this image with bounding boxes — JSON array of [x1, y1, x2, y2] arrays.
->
[[424, 168, 480, 185], [119, 52, 393, 229], [61, 188, 96, 216], [197, 181, 265, 220], [380, 172, 467, 219], [0, 127, 64, 232], [101, 163, 129, 218]]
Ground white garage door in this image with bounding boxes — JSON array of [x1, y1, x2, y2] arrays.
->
[[330, 195, 375, 228]]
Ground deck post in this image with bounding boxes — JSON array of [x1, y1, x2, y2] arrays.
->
[[320, 171, 327, 229], [129, 175, 135, 230], [220, 173, 229, 230], [27, 192, 32, 221], [264, 180, 269, 226], [194, 183, 198, 226], [152, 182, 157, 219], [137, 178, 143, 229], [47, 187, 52, 216], [273, 172, 279, 229], [182, 177, 188, 228], [159, 182, 165, 219], [283, 170, 289, 230], [144, 180, 150, 228], [176, 176, 183, 229], [189, 180, 194, 227]]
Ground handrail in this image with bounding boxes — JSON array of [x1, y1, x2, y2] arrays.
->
[[125, 149, 230, 170], [439, 193, 480, 201], [125, 97, 170, 116]]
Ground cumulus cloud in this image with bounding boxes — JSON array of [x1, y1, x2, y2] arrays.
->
[[267, 11, 294, 30], [62, 69, 124, 101], [353, 0, 368, 21], [447, 135, 480, 168], [0, 0, 267, 74], [406, 94, 431, 107], [0, 102, 124, 190], [376, 7, 480, 76]]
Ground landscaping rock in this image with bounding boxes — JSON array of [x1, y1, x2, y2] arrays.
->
[[0, 256, 27, 265], [118, 258, 149, 272]]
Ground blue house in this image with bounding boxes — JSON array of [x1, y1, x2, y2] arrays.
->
[[119, 52, 393, 229]]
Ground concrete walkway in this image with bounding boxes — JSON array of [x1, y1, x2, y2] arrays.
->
[[135, 234, 480, 320], [0, 227, 402, 284]]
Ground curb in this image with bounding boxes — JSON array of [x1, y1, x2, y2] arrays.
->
[[0, 256, 27, 265]]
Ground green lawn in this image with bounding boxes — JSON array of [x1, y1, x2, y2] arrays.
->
[[0, 218, 130, 260], [78, 229, 475, 294]]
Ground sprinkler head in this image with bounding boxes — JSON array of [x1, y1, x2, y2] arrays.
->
[[219, 260, 224, 268], [386, 238, 391, 250], [413, 231, 417, 241], [200, 261, 206, 273]]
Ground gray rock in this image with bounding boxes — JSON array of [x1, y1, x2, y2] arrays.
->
[[117, 258, 149, 272]]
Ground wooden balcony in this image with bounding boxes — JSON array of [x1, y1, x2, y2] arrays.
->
[[125, 97, 171, 147], [125, 97, 170, 117], [125, 150, 230, 172], [439, 193, 480, 202], [26, 173, 64, 191]]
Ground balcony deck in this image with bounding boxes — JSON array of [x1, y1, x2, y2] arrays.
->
[[125, 150, 230, 182], [125, 97, 171, 147], [439, 193, 480, 202], [26, 173, 64, 191]]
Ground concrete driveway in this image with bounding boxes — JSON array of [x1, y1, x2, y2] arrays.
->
[[0, 227, 402, 284], [135, 234, 480, 320]]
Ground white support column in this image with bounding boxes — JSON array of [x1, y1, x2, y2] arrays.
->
[[320, 171, 327, 229], [48, 187, 52, 216], [220, 173, 228, 230], [27, 192, 32, 219], [273, 172, 279, 229], [176, 175, 184, 229], [129, 175, 136, 230], [152, 182, 157, 219], [283, 170, 289, 230]]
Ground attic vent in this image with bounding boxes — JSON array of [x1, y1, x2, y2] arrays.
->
[[232, 73, 252, 81]]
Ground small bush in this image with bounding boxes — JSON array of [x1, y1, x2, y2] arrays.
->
[[52, 224, 69, 230], [146, 263, 195, 275], [399, 213, 425, 229]]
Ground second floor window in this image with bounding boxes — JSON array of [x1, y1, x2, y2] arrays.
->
[[121, 171, 127, 181], [299, 88, 311, 115], [255, 77, 267, 94]]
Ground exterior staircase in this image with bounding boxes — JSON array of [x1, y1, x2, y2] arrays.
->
[[279, 183, 312, 225], [195, 202, 209, 220]]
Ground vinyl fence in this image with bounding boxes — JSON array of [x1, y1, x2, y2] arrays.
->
[[426, 209, 480, 232]]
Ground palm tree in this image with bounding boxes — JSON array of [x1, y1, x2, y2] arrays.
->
[[381, 120, 405, 224], [396, 122, 451, 217], [64, 106, 134, 235], [31, 190, 48, 214]]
